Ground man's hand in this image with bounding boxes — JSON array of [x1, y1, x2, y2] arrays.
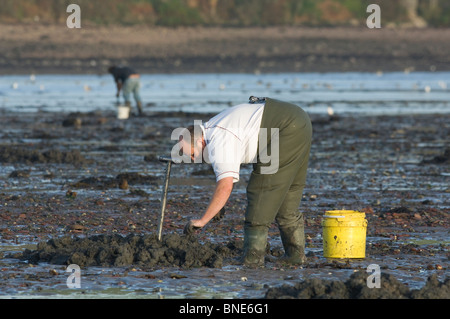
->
[[183, 177, 233, 235], [183, 220, 201, 235]]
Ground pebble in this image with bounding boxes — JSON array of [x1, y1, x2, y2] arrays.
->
[[49, 269, 58, 276]]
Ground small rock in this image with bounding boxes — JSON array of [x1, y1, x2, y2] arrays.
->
[[66, 190, 77, 199], [69, 224, 86, 232], [119, 179, 128, 190], [63, 117, 82, 128], [8, 170, 30, 178], [49, 269, 58, 276]]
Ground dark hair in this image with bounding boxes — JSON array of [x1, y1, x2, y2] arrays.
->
[[107, 66, 116, 73], [179, 125, 203, 147]]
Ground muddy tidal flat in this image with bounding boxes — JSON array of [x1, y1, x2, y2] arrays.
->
[[0, 107, 448, 300]]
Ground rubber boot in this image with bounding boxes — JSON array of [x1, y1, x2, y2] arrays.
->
[[242, 226, 268, 268], [279, 224, 306, 264], [136, 101, 144, 116]]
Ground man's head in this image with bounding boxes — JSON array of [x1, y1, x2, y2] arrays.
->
[[178, 125, 205, 162], [107, 66, 116, 74]]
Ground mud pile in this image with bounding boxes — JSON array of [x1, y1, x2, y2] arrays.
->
[[265, 271, 450, 299], [0, 145, 87, 166], [20, 233, 243, 269]]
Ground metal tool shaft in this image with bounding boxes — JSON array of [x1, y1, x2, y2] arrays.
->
[[157, 159, 173, 241]]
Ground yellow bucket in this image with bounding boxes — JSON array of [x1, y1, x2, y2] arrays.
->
[[321, 210, 368, 258]]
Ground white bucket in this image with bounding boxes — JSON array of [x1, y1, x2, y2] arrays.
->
[[117, 106, 130, 119]]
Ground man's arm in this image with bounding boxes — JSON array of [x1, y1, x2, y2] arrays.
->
[[190, 176, 234, 228]]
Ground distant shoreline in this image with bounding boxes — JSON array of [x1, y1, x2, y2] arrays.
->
[[1, 25, 450, 75]]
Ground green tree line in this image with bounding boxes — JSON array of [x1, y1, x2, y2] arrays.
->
[[0, 0, 448, 27]]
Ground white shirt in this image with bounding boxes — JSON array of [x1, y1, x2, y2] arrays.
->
[[201, 103, 265, 183]]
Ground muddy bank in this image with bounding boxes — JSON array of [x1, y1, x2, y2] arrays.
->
[[265, 271, 450, 299], [2, 25, 450, 74]]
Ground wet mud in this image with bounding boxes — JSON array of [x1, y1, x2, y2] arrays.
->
[[0, 145, 87, 166], [71, 173, 158, 190], [0, 110, 448, 298], [265, 271, 449, 299]]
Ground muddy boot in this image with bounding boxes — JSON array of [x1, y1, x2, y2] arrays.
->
[[279, 225, 306, 264], [241, 226, 268, 268], [136, 101, 144, 116]]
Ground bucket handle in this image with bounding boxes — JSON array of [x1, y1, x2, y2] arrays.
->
[[323, 215, 346, 218]]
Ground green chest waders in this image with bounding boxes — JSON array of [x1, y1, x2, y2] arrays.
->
[[243, 98, 312, 267]]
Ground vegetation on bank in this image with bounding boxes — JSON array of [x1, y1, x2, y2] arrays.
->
[[1, 0, 449, 27]]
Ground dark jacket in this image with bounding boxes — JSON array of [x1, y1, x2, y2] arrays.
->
[[109, 66, 137, 84]]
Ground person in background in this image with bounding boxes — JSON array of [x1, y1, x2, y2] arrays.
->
[[108, 65, 144, 116]]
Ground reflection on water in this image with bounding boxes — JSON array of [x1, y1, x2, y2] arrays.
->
[[0, 72, 449, 115]]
